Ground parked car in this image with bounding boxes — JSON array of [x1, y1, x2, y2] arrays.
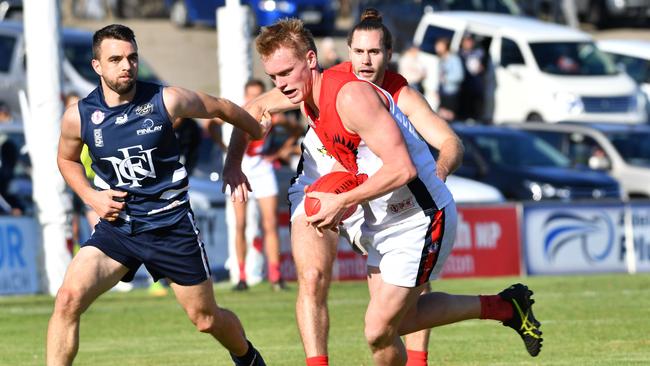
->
[[597, 39, 650, 121], [531, 0, 650, 28], [451, 123, 622, 201], [412, 12, 646, 124], [164, 0, 337, 35], [0, 20, 163, 119], [445, 174, 504, 203], [508, 122, 650, 199]]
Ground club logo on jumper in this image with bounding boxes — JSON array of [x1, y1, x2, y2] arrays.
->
[[137, 119, 162, 135], [542, 211, 615, 263], [93, 129, 104, 147], [91, 110, 105, 125], [388, 197, 415, 214], [101, 145, 157, 187], [135, 102, 153, 116], [317, 146, 332, 158], [115, 113, 129, 125]]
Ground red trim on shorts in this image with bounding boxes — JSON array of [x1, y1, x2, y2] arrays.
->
[[416, 209, 445, 286]]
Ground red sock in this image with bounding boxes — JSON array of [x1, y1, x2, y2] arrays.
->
[[238, 261, 247, 282], [406, 350, 428, 366], [479, 295, 513, 321], [306, 355, 328, 366], [268, 262, 281, 283]]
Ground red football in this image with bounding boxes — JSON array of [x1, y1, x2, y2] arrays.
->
[[305, 171, 360, 220]]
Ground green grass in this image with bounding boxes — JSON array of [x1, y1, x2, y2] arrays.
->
[[1, 273, 649, 365]]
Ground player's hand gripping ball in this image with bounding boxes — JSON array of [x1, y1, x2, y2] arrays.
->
[[304, 171, 364, 221]]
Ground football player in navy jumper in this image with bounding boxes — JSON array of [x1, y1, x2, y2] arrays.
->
[[48, 24, 267, 366]]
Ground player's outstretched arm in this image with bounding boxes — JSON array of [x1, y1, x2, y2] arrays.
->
[[223, 88, 299, 201], [163, 86, 267, 139], [57, 104, 126, 221], [227, 88, 300, 164], [397, 86, 463, 181]]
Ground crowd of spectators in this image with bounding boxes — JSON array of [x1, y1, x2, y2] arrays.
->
[[397, 34, 491, 123]]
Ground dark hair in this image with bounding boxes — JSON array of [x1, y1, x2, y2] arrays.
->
[[245, 79, 266, 92], [92, 24, 137, 60], [347, 8, 393, 52], [256, 18, 317, 59]]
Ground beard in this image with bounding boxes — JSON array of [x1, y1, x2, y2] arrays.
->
[[103, 75, 136, 95]]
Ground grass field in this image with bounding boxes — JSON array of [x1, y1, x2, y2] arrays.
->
[[1, 273, 649, 365]]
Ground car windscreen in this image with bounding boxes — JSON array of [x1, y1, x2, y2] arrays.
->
[[605, 131, 650, 167], [420, 24, 455, 55], [0, 34, 16, 72], [530, 42, 618, 76], [472, 132, 571, 168], [608, 53, 650, 84], [63, 40, 162, 84]]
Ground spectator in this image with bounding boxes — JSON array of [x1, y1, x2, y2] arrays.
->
[[319, 37, 342, 69], [0, 135, 21, 215], [224, 79, 288, 291], [458, 34, 486, 121], [556, 54, 579, 74], [261, 111, 304, 168], [174, 117, 202, 175], [0, 101, 14, 123], [398, 44, 427, 94], [435, 37, 464, 121]]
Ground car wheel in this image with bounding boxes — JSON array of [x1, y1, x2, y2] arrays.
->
[[526, 113, 544, 122], [170, 0, 189, 27]]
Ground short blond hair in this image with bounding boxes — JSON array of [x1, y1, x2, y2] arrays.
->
[[255, 18, 317, 60]]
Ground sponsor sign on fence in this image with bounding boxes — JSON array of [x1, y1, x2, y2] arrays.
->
[[0, 217, 40, 295], [441, 205, 521, 278], [280, 204, 522, 281], [523, 202, 650, 275]]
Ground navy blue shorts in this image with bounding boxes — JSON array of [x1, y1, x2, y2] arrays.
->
[[82, 211, 211, 286]]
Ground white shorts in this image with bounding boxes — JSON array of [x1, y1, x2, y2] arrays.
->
[[364, 203, 457, 288], [243, 155, 278, 199], [292, 183, 456, 288]]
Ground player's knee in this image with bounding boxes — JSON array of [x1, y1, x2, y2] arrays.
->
[[261, 217, 277, 232], [235, 221, 247, 233], [54, 287, 85, 317], [192, 312, 218, 334], [298, 267, 329, 295], [364, 322, 396, 350]]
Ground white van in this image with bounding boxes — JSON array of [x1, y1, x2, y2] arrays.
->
[[413, 12, 647, 124]]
